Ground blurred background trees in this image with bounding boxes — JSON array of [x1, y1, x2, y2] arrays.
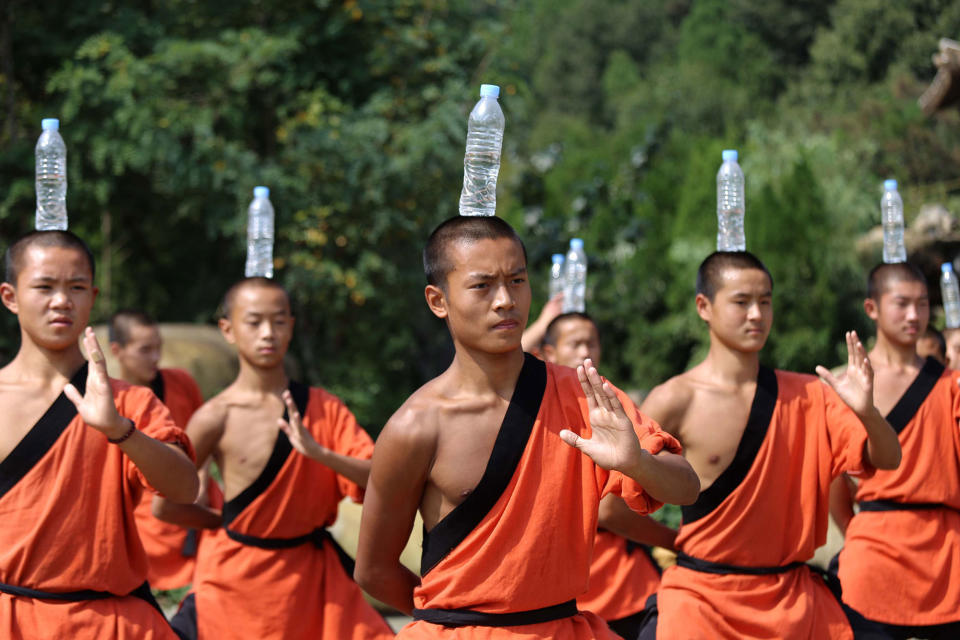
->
[[3, 0, 960, 432]]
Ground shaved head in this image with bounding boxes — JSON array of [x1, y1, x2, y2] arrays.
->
[[696, 251, 772, 301], [220, 277, 291, 319], [4, 230, 95, 285], [423, 216, 527, 290], [109, 309, 157, 346], [866, 262, 927, 301]]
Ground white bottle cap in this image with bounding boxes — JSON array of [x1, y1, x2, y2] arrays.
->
[[480, 84, 500, 98], [253, 186, 270, 198]]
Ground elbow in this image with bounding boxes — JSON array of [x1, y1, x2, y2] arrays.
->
[[167, 475, 201, 505], [676, 468, 701, 506], [877, 448, 902, 471], [353, 559, 376, 595], [152, 495, 173, 521]]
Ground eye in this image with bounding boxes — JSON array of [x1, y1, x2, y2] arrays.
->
[[470, 282, 488, 290], [511, 277, 526, 285]]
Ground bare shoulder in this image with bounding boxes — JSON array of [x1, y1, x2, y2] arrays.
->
[[378, 379, 443, 452], [640, 372, 698, 435], [185, 392, 231, 438]]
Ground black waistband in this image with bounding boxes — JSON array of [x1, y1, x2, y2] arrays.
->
[[858, 500, 955, 512], [0, 580, 160, 612], [412, 599, 578, 627], [224, 526, 356, 577], [676, 552, 806, 576]]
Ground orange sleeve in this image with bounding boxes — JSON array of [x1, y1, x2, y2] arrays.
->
[[117, 385, 196, 493], [601, 390, 683, 515], [822, 383, 873, 479], [319, 392, 375, 503]]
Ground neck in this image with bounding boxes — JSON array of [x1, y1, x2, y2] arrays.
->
[[234, 358, 289, 394], [8, 333, 88, 385], [448, 343, 526, 398], [702, 337, 762, 385], [870, 332, 922, 369], [117, 366, 154, 387]]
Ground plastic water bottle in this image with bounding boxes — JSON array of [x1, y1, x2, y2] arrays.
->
[[942, 263, 960, 329], [549, 254, 565, 299], [244, 186, 275, 278], [562, 239, 587, 313], [716, 149, 745, 251], [35, 118, 68, 231], [459, 84, 505, 217], [881, 179, 906, 263]]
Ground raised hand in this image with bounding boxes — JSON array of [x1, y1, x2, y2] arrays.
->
[[277, 390, 325, 461], [559, 359, 643, 472], [63, 327, 129, 439], [815, 330, 875, 417]]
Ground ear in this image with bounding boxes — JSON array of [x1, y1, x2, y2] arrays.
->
[[541, 343, 557, 363], [109, 342, 122, 357], [695, 293, 712, 324], [425, 284, 448, 319], [863, 297, 879, 321], [218, 317, 236, 344], [0, 282, 18, 315]]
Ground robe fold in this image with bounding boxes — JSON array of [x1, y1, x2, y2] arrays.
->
[[398, 354, 681, 640]]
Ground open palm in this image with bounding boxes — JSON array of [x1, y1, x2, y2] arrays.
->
[[815, 330, 874, 416]]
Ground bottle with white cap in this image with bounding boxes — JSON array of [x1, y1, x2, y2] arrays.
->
[[881, 179, 906, 264], [35, 118, 68, 231], [941, 262, 960, 329], [549, 253, 565, 300], [562, 239, 587, 313], [245, 186, 275, 278], [459, 84, 505, 217], [716, 149, 745, 251]]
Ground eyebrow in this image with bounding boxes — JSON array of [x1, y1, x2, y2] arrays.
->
[[32, 275, 91, 283]]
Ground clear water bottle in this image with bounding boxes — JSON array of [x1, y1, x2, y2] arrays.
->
[[459, 84, 505, 217], [716, 149, 745, 251], [35, 118, 68, 231], [244, 186, 275, 278], [562, 239, 587, 313], [549, 253, 565, 299], [942, 263, 960, 329], [881, 179, 906, 264]]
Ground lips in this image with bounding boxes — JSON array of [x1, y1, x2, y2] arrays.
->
[[49, 317, 73, 327], [493, 319, 519, 330]]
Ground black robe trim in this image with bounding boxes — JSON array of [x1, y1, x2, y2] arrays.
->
[[221, 380, 309, 526], [420, 353, 547, 577], [150, 371, 166, 403], [884, 356, 944, 434], [681, 366, 778, 525], [0, 364, 88, 502]]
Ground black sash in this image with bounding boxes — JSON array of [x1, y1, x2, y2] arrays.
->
[[0, 364, 88, 501], [149, 371, 166, 403], [0, 580, 163, 614], [412, 599, 578, 627], [420, 354, 546, 576], [681, 366, 778, 525], [885, 357, 944, 434], [676, 552, 806, 576], [624, 539, 663, 576], [858, 499, 957, 513], [224, 526, 356, 577], [221, 380, 310, 526]]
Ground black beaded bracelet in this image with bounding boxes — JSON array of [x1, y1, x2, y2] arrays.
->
[[108, 419, 136, 444]]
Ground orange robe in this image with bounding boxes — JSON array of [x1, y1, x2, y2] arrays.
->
[[0, 364, 194, 639], [132, 367, 208, 590], [577, 532, 659, 624], [193, 381, 393, 640], [655, 368, 872, 640], [397, 355, 682, 640], [837, 357, 960, 626]]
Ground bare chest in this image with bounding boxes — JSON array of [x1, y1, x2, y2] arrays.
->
[[217, 403, 288, 502], [678, 387, 757, 491], [872, 369, 918, 417], [0, 387, 65, 464]]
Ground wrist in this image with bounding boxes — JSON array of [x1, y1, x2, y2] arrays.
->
[[620, 447, 652, 482], [105, 417, 135, 443]]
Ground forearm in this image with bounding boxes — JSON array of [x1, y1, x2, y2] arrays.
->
[[153, 495, 223, 529], [598, 495, 678, 550], [622, 450, 700, 506], [116, 426, 199, 503], [829, 476, 856, 535], [354, 561, 420, 615], [311, 449, 371, 489], [858, 407, 901, 470]]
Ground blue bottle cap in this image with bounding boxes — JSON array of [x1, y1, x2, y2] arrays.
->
[[570, 238, 584, 250], [552, 254, 565, 264], [253, 186, 270, 198], [884, 179, 898, 191], [41, 118, 60, 131], [943, 262, 954, 274], [480, 84, 500, 98], [722, 149, 738, 162]]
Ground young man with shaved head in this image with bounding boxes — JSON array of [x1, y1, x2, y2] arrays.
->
[[637, 251, 901, 640], [0, 231, 198, 639], [355, 216, 699, 639], [542, 311, 677, 639], [830, 263, 960, 639], [155, 276, 392, 640], [109, 309, 213, 593]]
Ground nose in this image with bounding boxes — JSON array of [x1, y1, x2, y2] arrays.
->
[[905, 305, 919, 321], [492, 283, 515, 311], [747, 302, 763, 321], [259, 321, 275, 339], [50, 289, 72, 309]]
